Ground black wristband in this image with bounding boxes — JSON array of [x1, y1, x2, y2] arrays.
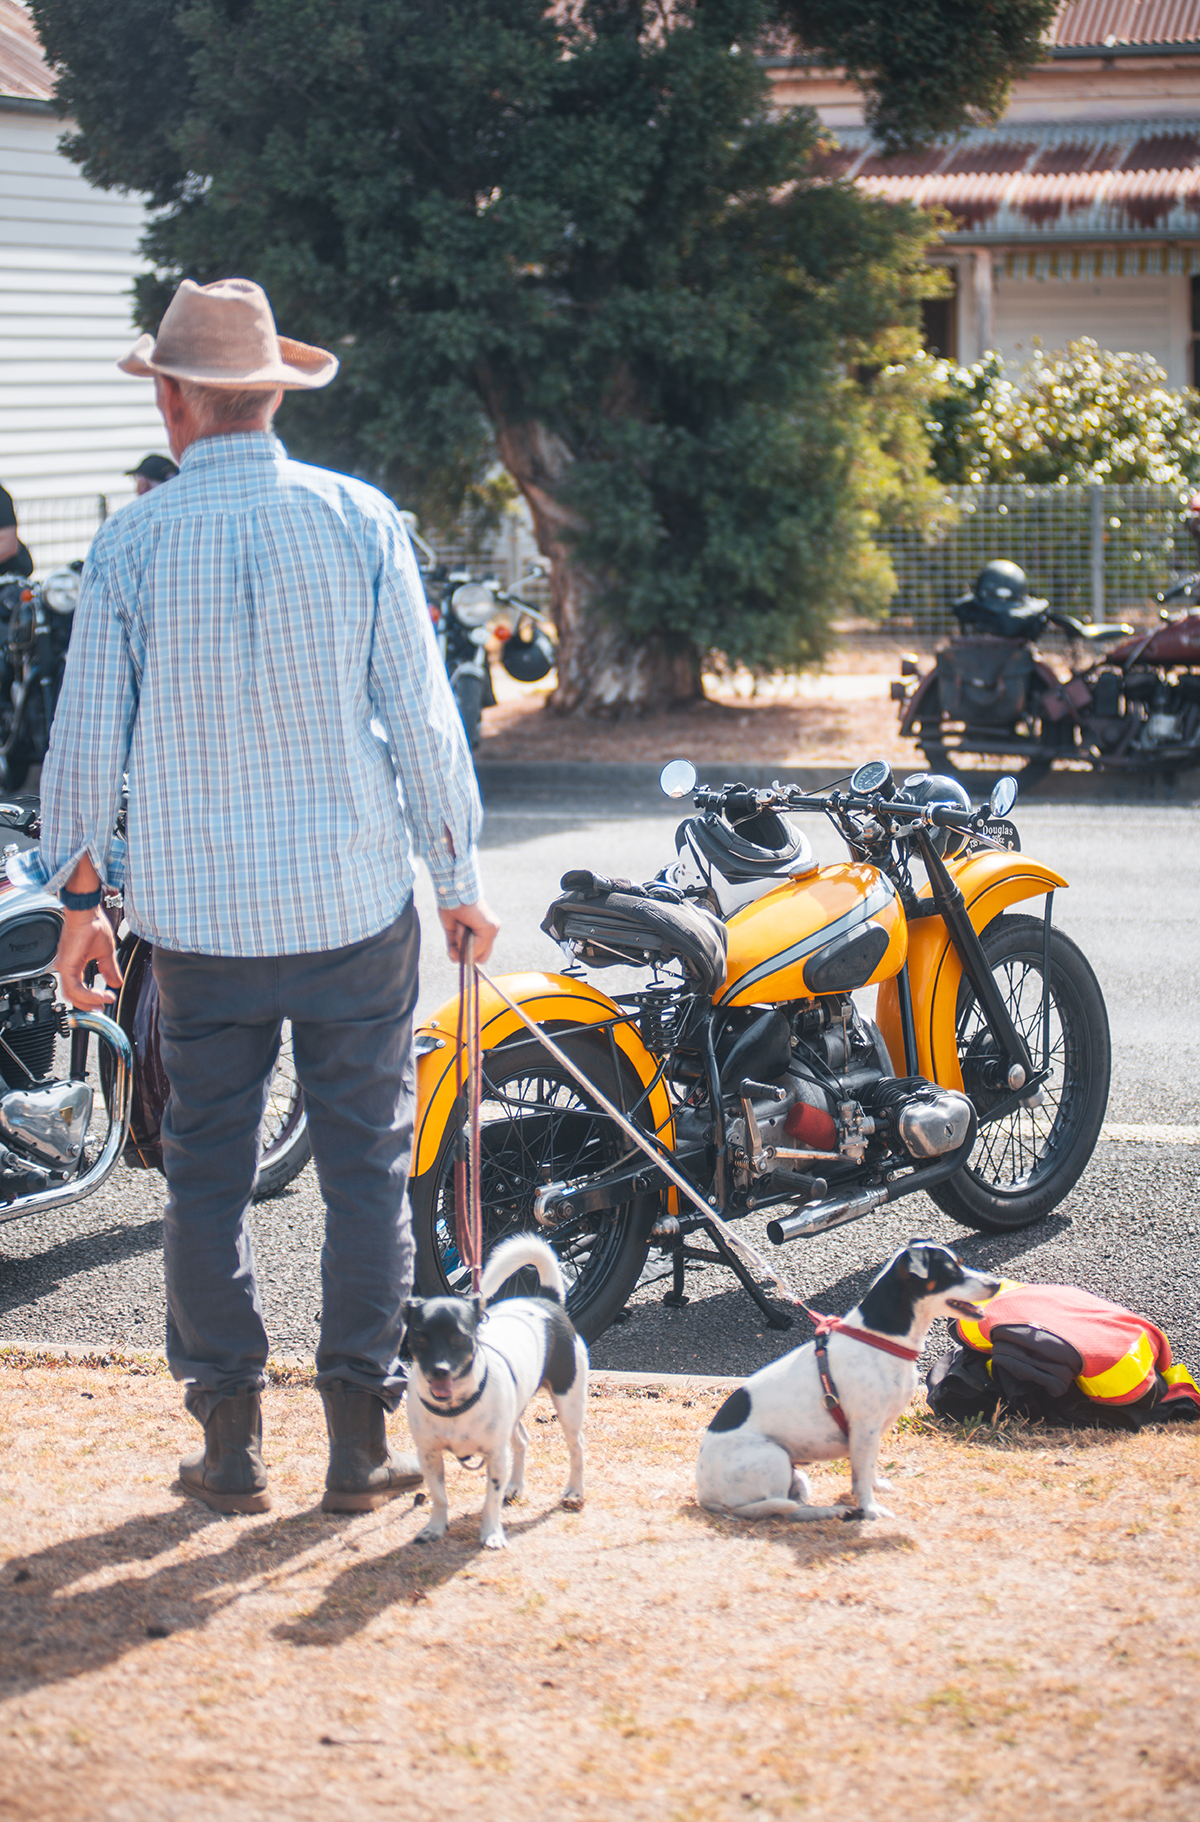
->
[[60, 886, 103, 911]]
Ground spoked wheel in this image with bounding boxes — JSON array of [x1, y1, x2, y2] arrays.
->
[[930, 914, 1110, 1233], [410, 1032, 654, 1342], [253, 1021, 311, 1198]]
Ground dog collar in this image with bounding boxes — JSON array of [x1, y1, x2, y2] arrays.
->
[[419, 1360, 489, 1418], [812, 1313, 919, 1362]]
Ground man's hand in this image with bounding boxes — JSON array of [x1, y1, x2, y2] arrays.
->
[[54, 908, 123, 1010], [438, 900, 501, 966]]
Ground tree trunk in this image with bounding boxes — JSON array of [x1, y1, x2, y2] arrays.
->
[[490, 413, 704, 717]]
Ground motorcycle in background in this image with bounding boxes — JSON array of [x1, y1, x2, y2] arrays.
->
[[0, 800, 310, 1225], [400, 513, 557, 748], [0, 566, 82, 790], [893, 549, 1200, 788]]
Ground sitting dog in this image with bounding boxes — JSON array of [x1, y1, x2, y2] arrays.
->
[[404, 1235, 588, 1549], [696, 1241, 1000, 1522]]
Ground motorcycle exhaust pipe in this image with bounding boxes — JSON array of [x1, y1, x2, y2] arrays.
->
[[0, 1011, 134, 1227], [767, 1188, 888, 1244], [766, 1107, 979, 1246]]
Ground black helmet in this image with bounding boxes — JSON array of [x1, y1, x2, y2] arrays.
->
[[898, 772, 973, 858], [500, 624, 556, 683], [954, 559, 1048, 638], [678, 803, 814, 884]]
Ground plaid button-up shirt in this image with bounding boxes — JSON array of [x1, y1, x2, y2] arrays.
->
[[31, 432, 483, 957]]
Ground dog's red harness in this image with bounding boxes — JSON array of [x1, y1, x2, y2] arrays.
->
[[809, 1314, 920, 1437]]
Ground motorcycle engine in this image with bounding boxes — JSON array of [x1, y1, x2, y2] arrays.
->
[[0, 971, 92, 1191], [716, 994, 973, 1193]]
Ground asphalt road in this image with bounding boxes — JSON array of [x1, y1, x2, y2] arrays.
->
[[2, 782, 1198, 1386]]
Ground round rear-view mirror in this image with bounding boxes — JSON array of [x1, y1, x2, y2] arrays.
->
[[660, 759, 697, 800], [989, 775, 1018, 817]]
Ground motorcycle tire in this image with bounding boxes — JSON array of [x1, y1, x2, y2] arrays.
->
[[252, 1023, 312, 1198], [409, 1030, 653, 1342], [930, 913, 1110, 1233], [453, 669, 485, 750]]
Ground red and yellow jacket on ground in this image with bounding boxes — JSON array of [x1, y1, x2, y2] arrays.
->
[[954, 1280, 1200, 1412]]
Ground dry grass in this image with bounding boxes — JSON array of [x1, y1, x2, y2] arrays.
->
[[2, 1357, 1199, 1822]]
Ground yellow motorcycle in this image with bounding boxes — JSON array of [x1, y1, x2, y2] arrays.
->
[[409, 760, 1110, 1340]]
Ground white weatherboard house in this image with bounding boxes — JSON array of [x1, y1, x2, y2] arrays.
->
[[0, 0, 166, 566], [769, 0, 1200, 387]]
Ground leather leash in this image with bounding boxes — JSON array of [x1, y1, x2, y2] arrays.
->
[[454, 932, 483, 1295]]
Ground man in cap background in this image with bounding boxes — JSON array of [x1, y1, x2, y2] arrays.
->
[[28, 277, 499, 1515], [127, 453, 179, 495], [0, 481, 34, 578]]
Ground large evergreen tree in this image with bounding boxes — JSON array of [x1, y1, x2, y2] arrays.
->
[[31, 1, 1054, 712]]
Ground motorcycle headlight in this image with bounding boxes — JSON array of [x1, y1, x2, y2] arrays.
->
[[42, 569, 81, 615], [451, 582, 496, 628]]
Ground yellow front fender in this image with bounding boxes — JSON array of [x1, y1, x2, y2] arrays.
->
[[412, 971, 674, 1180], [875, 852, 1068, 1091]]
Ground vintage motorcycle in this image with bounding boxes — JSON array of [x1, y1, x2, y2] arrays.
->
[[408, 760, 1111, 1340], [0, 565, 82, 790], [893, 556, 1200, 788], [401, 514, 557, 748], [0, 800, 309, 1224]]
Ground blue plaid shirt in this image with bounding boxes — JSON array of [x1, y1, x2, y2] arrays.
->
[[30, 432, 484, 956]]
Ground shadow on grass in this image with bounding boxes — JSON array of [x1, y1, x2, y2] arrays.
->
[[0, 1481, 578, 1694]]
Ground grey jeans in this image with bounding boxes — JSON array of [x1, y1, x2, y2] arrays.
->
[[153, 902, 420, 1422]]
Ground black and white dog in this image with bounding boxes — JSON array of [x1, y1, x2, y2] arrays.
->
[[404, 1236, 588, 1550], [696, 1241, 1000, 1522]]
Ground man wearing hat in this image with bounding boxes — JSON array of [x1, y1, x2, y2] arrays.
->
[[29, 278, 499, 1515], [127, 453, 179, 495]]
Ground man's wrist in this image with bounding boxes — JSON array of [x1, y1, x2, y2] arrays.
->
[[60, 886, 104, 911]]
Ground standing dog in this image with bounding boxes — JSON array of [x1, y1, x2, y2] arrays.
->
[[696, 1241, 1000, 1521], [404, 1235, 588, 1549]]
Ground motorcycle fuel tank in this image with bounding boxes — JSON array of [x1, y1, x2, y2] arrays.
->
[[1107, 613, 1200, 668], [717, 862, 907, 1007]]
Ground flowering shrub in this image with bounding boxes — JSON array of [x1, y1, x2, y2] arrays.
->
[[925, 340, 1200, 486]]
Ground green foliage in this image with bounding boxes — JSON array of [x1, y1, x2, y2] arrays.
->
[[29, 2, 1042, 684], [771, 0, 1059, 153], [925, 341, 1200, 487]]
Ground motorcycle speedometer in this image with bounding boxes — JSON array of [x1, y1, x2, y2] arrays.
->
[[451, 582, 496, 628], [42, 569, 81, 615]]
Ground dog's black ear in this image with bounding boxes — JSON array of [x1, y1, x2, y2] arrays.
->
[[904, 1242, 930, 1282], [402, 1298, 424, 1326]]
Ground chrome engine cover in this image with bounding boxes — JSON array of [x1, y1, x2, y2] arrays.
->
[[897, 1087, 974, 1159], [0, 1079, 93, 1168]]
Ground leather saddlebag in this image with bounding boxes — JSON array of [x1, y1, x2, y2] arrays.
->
[[936, 637, 1035, 728]]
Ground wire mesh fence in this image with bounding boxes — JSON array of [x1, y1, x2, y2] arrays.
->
[[6, 493, 137, 572], [876, 483, 1197, 639]]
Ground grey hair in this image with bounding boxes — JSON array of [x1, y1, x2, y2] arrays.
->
[[176, 379, 279, 435]]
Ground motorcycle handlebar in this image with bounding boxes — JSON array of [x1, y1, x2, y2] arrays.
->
[[692, 782, 976, 832]]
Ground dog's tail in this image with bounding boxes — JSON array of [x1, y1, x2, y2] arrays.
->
[[479, 1235, 567, 1305]]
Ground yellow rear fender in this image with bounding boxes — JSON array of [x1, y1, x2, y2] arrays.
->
[[875, 852, 1068, 1091], [412, 971, 673, 1180]]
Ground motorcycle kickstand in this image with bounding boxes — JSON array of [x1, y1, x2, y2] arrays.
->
[[662, 1233, 690, 1309], [701, 1217, 793, 1331]]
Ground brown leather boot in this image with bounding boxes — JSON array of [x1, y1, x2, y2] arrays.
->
[[179, 1388, 271, 1515], [320, 1382, 423, 1513]]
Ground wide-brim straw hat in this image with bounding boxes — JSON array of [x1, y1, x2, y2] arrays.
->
[[118, 278, 338, 390]]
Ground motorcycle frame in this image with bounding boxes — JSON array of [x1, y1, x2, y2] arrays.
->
[[0, 1009, 134, 1225], [411, 840, 1063, 1285]]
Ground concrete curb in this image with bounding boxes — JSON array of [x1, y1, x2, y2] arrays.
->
[[0, 1338, 739, 1396], [476, 759, 1200, 805]]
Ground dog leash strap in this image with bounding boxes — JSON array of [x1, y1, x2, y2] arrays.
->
[[455, 934, 484, 1296], [813, 1330, 849, 1437]]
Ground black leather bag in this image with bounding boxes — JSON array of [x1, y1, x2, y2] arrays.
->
[[937, 637, 1035, 727]]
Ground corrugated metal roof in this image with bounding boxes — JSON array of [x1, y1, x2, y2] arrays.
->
[[0, 1, 53, 104], [1052, 0, 1200, 48], [826, 119, 1200, 240]]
